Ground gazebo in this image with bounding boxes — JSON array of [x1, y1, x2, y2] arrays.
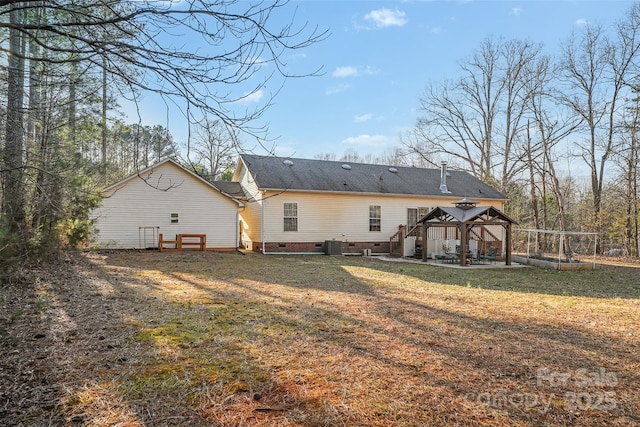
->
[[418, 198, 517, 266]]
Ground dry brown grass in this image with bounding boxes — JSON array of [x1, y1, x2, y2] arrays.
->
[[1, 250, 639, 426]]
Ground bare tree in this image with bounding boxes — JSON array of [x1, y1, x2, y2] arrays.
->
[[558, 6, 640, 246], [340, 149, 364, 164], [613, 98, 640, 256], [0, 0, 326, 255], [399, 130, 441, 168], [314, 153, 337, 161], [525, 54, 582, 242], [187, 117, 237, 181], [412, 37, 544, 190]]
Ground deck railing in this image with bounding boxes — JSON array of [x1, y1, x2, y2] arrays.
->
[[389, 224, 423, 258], [389, 226, 405, 257]]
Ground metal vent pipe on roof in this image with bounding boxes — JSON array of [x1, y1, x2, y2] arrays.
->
[[440, 161, 451, 193]]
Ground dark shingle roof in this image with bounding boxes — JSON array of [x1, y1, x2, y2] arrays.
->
[[240, 154, 506, 200], [212, 181, 247, 200]]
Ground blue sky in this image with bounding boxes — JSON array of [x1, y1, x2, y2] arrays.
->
[[128, 0, 637, 161]]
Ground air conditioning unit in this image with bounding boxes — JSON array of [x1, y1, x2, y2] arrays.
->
[[324, 240, 342, 255]]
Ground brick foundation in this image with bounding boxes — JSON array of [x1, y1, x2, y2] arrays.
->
[[255, 241, 390, 254]]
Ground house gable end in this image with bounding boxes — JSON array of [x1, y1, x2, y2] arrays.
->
[[102, 158, 243, 206]]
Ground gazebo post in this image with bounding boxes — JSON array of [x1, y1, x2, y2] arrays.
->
[[505, 223, 512, 265], [422, 223, 428, 262], [460, 222, 467, 266]]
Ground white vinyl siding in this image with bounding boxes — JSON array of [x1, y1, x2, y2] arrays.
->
[[256, 191, 506, 243], [92, 161, 239, 249]]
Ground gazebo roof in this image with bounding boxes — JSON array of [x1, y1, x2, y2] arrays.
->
[[416, 201, 517, 266], [419, 205, 517, 224]]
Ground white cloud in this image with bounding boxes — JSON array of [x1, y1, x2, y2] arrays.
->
[[325, 83, 350, 95], [332, 65, 379, 78], [511, 7, 522, 17], [362, 65, 379, 75], [237, 89, 264, 104], [576, 18, 589, 26], [248, 55, 268, 67], [354, 114, 373, 123], [364, 8, 407, 29], [342, 134, 389, 147], [333, 66, 359, 78]]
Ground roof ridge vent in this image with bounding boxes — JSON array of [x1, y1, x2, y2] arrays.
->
[[388, 167, 398, 173], [341, 164, 352, 170], [283, 159, 294, 166]]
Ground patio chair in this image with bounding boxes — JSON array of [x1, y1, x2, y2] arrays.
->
[[480, 246, 498, 264], [456, 244, 473, 259]]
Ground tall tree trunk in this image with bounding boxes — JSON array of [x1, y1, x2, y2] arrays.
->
[[525, 124, 541, 250], [27, 4, 41, 147], [539, 129, 572, 257], [102, 55, 108, 180], [635, 173, 639, 257], [540, 165, 549, 251], [626, 117, 639, 256], [2, 3, 27, 237], [69, 63, 77, 148]]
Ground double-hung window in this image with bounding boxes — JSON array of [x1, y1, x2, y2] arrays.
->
[[407, 207, 431, 228], [369, 205, 381, 232], [284, 202, 298, 232]]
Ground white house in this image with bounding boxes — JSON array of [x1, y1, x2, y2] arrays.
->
[[234, 154, 508, 255], [92, 159, 244, 250], [92, 155, 509, 256]]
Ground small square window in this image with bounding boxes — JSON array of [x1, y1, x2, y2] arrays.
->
[[170, 213, 179, 224]]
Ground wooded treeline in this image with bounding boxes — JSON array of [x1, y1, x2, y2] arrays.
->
[[319, 4, 640, 257], [1, 1, 639, 270], [409, 5, 640, 257], [0, 0, 324, 273]]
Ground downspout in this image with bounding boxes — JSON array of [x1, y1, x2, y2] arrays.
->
[[261, 190, 266, 254], [235, 205, 245, 251]]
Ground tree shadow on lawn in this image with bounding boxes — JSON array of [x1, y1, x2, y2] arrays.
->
[[100, 251, 640, 375], [95, 250, 639, 426], [47, 251, 359, 426], [98, 249, 640, 299], [259, 272, 640, 426], [365, 257, 640, 300], [0, 275, 71, 426], [377, 292, 640, 378]]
